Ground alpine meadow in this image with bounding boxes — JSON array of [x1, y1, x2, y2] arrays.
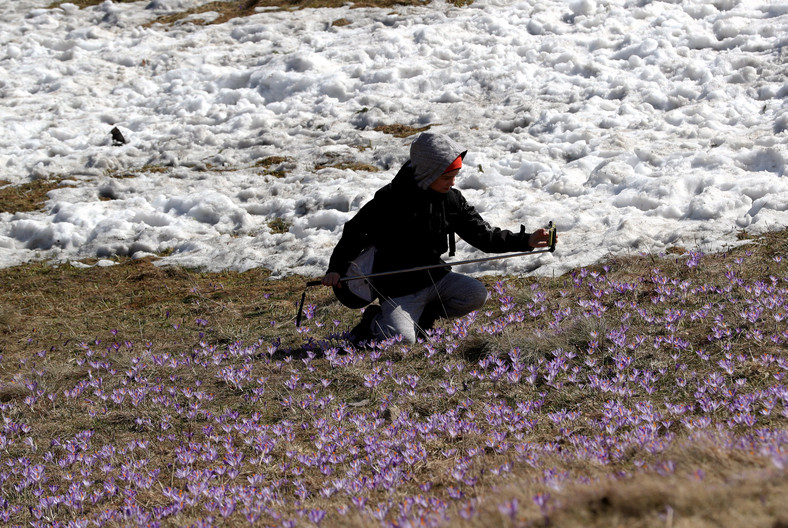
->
[[1, 0, 787, 527]]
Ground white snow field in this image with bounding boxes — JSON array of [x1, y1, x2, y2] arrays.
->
[[0, 0, 786, 278]]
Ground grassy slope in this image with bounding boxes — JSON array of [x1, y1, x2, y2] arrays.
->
[[1, 229, 787, 527]]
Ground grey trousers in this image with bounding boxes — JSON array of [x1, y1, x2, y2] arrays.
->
[[371, 272, 489, 344]]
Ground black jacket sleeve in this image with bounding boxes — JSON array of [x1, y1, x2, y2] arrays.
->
[[451, 192, 532, 253], [327, 200, 378, 275]]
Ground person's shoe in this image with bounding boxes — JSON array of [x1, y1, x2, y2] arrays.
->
[[348, 305, 381, 347], [416, 302, 442, 339]]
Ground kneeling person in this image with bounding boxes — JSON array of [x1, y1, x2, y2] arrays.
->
[[323, 132, 552, 344]]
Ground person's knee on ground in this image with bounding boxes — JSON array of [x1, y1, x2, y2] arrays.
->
[[417, 283, 487, 337], [440, 275, 489, 318], [367, 277, 489, 345], [463, 280, 488, 314]]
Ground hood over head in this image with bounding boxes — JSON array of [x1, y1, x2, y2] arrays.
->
[[409, 132, 467, 189]]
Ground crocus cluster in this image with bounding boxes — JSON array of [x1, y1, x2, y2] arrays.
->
[[0, 248, 785, 527]]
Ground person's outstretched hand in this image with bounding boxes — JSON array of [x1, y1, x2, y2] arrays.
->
[[528, 228, 554, 249], [322, 272, 341, 287]]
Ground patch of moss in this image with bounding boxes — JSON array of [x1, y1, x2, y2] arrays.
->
[[256, 156, 293, 178], [0, 178, 64, 214], [141, 165, 171, 174], [314, 161, 379, 172], [50, 0, 473, 28], [49, 0, 137, 7], [374, 123, 433, 138], [255, 156, 290, 168], [268, 218, 291, 234]]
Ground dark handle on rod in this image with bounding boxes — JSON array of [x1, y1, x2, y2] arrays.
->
[[548, 221, 557, 253]]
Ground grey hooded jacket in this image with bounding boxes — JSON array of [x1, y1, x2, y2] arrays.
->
[[410, 132, 466, 189]]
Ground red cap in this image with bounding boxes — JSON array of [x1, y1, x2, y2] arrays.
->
[[443, 155, 463, 174]]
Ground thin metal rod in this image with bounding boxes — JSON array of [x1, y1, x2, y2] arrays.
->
[[305, 248, 555, 287]]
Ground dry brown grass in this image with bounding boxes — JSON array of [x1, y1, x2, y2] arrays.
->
[[49, 0, 467, 26], [0, 178, 64, 214], [0, 257, 309, 361], [254, 155, 295, 178], [375, 123, 434, 137], [48, 0, 138, 7], [545, 464, 788, 528], [314, 155, 380, 172]]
